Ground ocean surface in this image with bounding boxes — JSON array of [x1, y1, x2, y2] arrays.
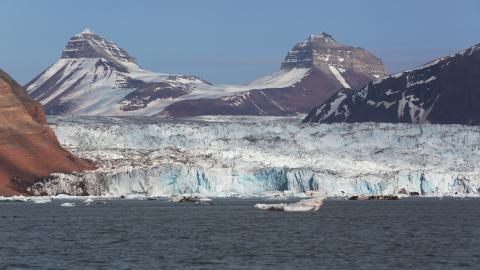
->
[[1, 198, 479, 269]]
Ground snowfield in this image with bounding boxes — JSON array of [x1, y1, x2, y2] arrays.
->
[[30, 116, 480, 197]]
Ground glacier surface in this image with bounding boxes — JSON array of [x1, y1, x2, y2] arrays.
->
[[29, 116, 480, 197]]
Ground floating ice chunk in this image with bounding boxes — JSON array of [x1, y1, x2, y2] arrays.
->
[[60, 202, 76, 207], [255, 197, 325, 212], [122, 194, 155, 200], [170, 194, 200, 203], [31, 197, 52, 204], [0, 196, 28, 202], [1, 196, 52, 203], [261, 191, 315, 199], [255, 203, 287, 211], [84, 198, 94, 204], [55, 194, 76, 200], [283, 205, 316, 212]]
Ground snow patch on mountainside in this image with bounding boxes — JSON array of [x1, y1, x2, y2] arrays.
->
[[232, 68, 310, 90], [328, 65, 350, 88], [122, 68, 311, 116], [170, 68, 310, 101]]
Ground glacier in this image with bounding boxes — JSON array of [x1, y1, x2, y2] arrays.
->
[[28, 116, 480, 197]]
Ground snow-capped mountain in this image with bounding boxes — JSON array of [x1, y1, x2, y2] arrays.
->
[[303, 43, 480, 124], [29, 116, 480, 197], [25, 29, 211, 115], [26, 30, 386, 117], [159, 32, 387, 117]]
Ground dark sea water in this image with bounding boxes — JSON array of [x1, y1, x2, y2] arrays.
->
[[1, 198, 480, 269]]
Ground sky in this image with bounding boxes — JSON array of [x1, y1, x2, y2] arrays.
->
[[1, 0, 479, 85]]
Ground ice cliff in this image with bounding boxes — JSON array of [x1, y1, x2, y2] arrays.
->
[[29, 116, 480, 197]]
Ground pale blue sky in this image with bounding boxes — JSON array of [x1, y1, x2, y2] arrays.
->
[[1, 0, 479, 84]]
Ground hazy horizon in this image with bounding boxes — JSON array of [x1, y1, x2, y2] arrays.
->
[[1, 0, 479, 85]]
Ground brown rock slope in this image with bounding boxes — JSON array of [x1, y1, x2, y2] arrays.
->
[[159, 32, 387, 117], [0, 69, 95, 195]]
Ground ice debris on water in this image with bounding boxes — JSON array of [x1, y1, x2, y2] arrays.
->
[[255, 197, 325, 212], [0, 196, 52, 203], [60, 202, 76, 207], [169, 194, 203, 203], [84, 197, 94, 205], [32, 197, 52, 204]]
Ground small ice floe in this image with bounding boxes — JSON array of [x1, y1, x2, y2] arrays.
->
[[0, 196, 28, 202], [83, 197, 94, 205], [170, 195, 214, 204], [170, 194, 200, 203], [117, 194, 159, 200], [0, 196, 53, 203], [261, 191, 326, 200], [348, 195, 399, 200], [60, 202, 76, 207], [198, 197, 214, 205], [54, 194, 75, 200], [255, 197, 325, 212], [31, 197, 52, 204]]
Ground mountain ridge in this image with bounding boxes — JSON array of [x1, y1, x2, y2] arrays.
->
[[303, 42, 480, 125], [25, 30, 386, 117]]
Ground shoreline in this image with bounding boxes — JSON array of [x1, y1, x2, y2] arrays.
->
[[2, 192, 480, 203]]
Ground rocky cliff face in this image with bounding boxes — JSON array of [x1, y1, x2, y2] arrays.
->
[[0, 69, 95, 195], [61, 29, 136, 63], [303, 43, 480, 125], [281, 33, 386, 77]]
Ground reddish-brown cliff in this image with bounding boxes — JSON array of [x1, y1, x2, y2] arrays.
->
[[0, 69, 95, 195]]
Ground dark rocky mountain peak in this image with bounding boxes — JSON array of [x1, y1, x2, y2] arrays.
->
[[280, 33, 387, 78], [61, 28, 136, 64]]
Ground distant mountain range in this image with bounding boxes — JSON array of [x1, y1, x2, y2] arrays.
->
[[25, 29, 386, 117], [303, 43, 480, 125]]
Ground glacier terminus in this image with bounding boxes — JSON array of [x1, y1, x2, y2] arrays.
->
[[28, 116, 480, 198]]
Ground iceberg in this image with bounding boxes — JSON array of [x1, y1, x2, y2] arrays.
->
[[31, 197, 52, 204], [255, 197, 325, 212], [60, 202, 76, 207]]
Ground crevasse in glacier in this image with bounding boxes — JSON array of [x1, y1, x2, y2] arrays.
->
[[29, 116, 480, 197]]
